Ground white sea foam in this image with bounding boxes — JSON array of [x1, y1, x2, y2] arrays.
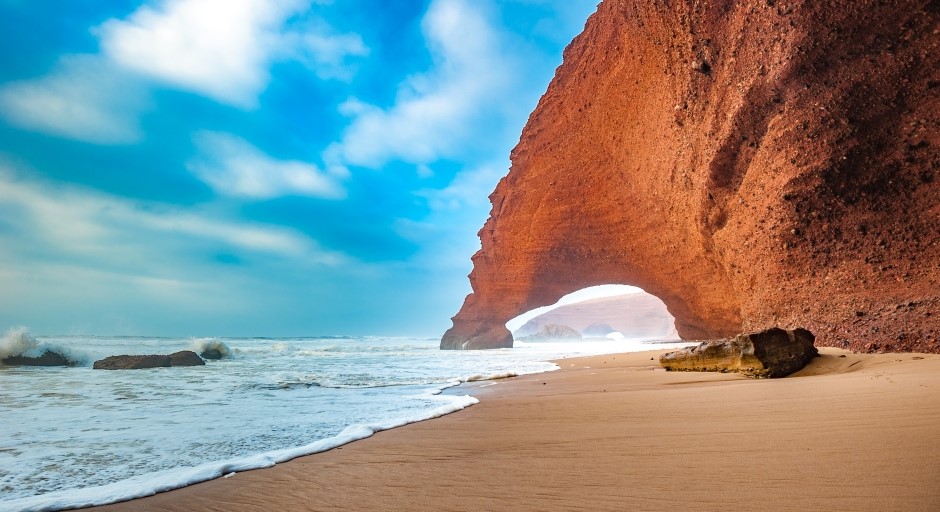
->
[[188, 337, 233, 359], [0, 326, 88, 366], [4, 391, 478, 512], [0, 326, 37, 359], [464, 371, 520, 382], [0, 333, 691, 512]]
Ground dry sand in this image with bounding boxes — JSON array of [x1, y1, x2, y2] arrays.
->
[[93, 348, 940, 512]]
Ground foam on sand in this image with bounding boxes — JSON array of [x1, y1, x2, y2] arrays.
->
[[90, 348, 940, 512], [4, 384, 477, 512]]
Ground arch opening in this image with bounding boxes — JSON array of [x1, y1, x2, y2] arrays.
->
[[505, 285, 678, 342]]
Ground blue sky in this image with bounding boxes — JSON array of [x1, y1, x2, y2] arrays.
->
[[0, 0, 597, 337]]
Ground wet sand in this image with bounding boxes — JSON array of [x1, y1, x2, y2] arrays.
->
[[93, 348, 940, 511]]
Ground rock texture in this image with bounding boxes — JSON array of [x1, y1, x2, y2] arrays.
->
[[515, 293, 676, 339], [442, 0, 940, 351], [659, 327, 818, 378], [520, 323, 582, 341], [169, 351, 205, 367], [200, 349, 224, 360], [93, 351, 205, 370], [1, 351, 72, 367]]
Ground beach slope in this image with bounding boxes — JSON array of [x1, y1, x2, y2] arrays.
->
[[93, 348, 940, 511]]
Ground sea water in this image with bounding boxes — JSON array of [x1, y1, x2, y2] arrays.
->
[[0, 329, 689, 511]]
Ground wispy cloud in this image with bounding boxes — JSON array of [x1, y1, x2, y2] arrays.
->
[[0, 166, 352, 335], [0, 0, 368, 142], [325, 0, 515, 170], [415, 161, 507, 212], [0, 167, 343, 264], [281, 21, 369, 81], [0, 55, 148, 144], [187, 131, 346, 199], [394, 161, 505, 272]]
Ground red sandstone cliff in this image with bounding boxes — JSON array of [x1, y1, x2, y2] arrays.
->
[[442, 0, 940, 351]]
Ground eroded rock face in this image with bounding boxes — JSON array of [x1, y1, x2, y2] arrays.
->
[[659, 328, 818, 378], [442, 0, 940, 351], [93, 351, 205, 370]]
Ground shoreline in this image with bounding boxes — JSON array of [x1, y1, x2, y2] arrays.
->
[[88, 347, 940, 511]]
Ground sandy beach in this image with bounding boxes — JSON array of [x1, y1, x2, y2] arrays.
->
[[92, 348, 940, 512]]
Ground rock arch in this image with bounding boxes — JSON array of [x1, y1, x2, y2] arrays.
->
[[507, 285, 677, 340], [442, 0, 940, 351]]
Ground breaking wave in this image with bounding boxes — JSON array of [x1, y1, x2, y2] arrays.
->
[[0, 327, 88, 366], [188, 338, 233, 359]]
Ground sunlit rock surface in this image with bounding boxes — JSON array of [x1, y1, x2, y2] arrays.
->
[[442, 0, 939, 351], [660, 328, 818, 378]]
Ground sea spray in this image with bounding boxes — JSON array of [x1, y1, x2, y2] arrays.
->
[[189, 338, 232, 359], [0, 326, 41, 359], [0, 327, 87, 366]]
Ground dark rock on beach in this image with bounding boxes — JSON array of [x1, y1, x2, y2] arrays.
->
[[2, 350, 72, 367], [93, 350, 205, 370], [659, 328, 818, 378]]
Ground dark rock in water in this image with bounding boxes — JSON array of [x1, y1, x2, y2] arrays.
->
[[521, 323, 582, 341], [169, 350, 205, 367], [94, 354, 171, 370], [93, 351, 204, 370], [2, 350, 72, 367], [659, 328, 817, 378], [200, 348, 223, 360]]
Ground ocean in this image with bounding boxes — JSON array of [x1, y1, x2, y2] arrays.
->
[[0, 328, 689, 511]]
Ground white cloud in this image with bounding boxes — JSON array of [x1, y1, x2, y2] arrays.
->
[[392, 161, 506, 271], [97, 0, 365, 108], [0, 167, 353, 335], [415, 161, 506, 211], [188, 131, 345, 199], [0, 55, 148, 144], [97, 0, 302, 108], [282, 24, 369, 81], [0, 168, 342, 263], [416, 164, 434, 178], [327, 0, 515, 169], [0, 0, 368, 142]]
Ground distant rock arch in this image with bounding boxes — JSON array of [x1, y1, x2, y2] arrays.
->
[[508, 286, 676, 341]]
